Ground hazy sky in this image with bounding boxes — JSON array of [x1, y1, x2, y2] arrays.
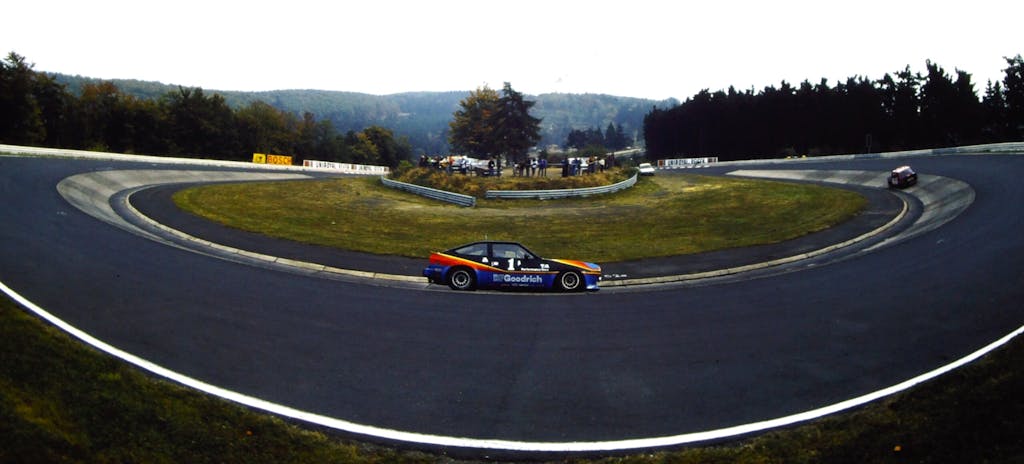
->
[[3, 0, 1021, 100]]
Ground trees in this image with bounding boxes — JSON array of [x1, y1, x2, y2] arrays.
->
[[361, 126, 411, 168], [236, 100, 296, 157], [0, 52, 46, 144], [78, 81, 126, 151], [564, 123, 628, 151], [448, 82, 541, 162], [492, 82, 541, 163], [1002, 55, 1024, 139], [879, 67, 922, 150], [982, 81, 1009, 139], [920, 61, 963, 145], [604, 122, 629, 150], [447, 85, 500, 158], [0, 51, 413, 166], [164, 87, 239, 158], [643, 58, 1020, 161], [29, 71, 77, 148]]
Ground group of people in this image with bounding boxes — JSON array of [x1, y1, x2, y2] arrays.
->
[[559, 154, 618, 177], [512, 158, 548, 177], [417, 155, 484, 175], [416, 153, 618, 178]]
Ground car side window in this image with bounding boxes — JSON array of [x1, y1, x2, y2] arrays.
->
[[492, 243, 534, 260], [455, 243, 488, 257]]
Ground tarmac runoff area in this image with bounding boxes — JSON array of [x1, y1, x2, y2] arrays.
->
[[58, 168, 974, 291]]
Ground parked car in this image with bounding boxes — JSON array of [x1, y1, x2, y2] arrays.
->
[[887, 165, 918, 188], [423, 241, 602, 292], [638, 162, 656, 176]]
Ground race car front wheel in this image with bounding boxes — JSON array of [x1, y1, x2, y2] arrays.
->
[[447, 268, 476, 291], [559, 271, 582, 292]]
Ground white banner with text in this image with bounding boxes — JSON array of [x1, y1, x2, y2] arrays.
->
[[303, 160, 391, 175]]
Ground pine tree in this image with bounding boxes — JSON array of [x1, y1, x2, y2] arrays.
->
[[0, 52, 46, 144], [1002, 55, 1024, 139], [493, 82, 542, 164], [982, 81, 1008, 139]]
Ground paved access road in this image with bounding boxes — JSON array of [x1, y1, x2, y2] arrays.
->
[[1, 154, 1022, 454]]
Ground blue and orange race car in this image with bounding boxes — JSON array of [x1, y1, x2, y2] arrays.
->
[[423, 241, 602, 291]]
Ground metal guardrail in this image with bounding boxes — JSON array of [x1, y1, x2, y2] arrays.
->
[[380, 176, 476, 207], [485, 173, 638, 200]]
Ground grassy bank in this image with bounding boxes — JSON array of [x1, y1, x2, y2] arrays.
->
[[3, 295, 1021, 462], [391, 167, 633, 198], [172, 173, 866, 262]]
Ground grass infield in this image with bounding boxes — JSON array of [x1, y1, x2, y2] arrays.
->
[[172, 172, 866, 263]]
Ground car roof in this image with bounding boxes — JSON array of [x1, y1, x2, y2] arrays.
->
[[447, 240, 526, 250]]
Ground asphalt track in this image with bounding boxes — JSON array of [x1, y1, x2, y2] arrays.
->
[[2, 153, 1023, 456]]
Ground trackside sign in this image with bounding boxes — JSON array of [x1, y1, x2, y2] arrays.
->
[[303, 160, 391, 175], [252, 153, 293, 165], [658, 157, 719, 169]]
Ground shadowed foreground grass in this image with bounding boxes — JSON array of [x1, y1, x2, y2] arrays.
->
[[172, 174, 866, 262], [2, 296, 1022, 463]]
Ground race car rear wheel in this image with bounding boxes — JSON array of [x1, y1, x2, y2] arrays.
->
[[447, 267, 476, 291], [558, 271, 583, 292]]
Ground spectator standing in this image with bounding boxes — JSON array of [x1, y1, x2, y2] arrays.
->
[[539, 157, 548, 177]]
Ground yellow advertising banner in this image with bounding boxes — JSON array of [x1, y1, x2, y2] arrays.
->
[[267, 154, 293, 165], [253, 153, 293, 165]]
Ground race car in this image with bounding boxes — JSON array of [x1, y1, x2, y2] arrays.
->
[[887, 165, 918, 188], [423, 241, 602, 292]]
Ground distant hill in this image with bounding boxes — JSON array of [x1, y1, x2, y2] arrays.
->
[[53, 74, 678, 155]]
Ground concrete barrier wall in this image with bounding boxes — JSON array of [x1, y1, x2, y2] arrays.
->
[[0, 144, 386, 174], [707, 142, 1024, 168]]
